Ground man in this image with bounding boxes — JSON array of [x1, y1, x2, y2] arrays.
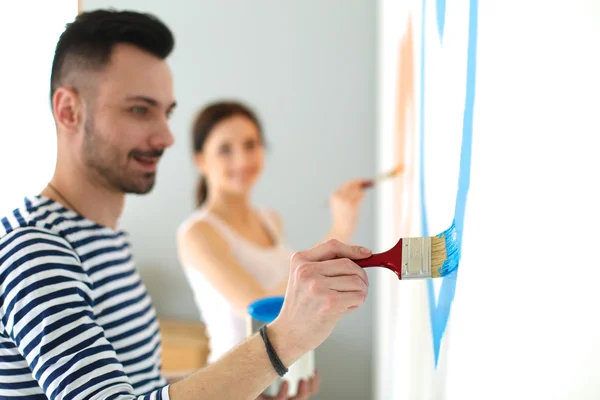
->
[[0, 9, 371, 400]]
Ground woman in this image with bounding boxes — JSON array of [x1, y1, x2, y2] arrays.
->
[[176, 101, 367, 396]]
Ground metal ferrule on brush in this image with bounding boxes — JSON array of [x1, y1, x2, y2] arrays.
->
[[401, 237, 432, 279]]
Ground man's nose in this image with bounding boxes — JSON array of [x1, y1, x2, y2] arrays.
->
[[150, 122, 175, 149]]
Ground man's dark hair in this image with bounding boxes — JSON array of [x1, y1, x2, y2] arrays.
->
[[50, 9, 175, 101]]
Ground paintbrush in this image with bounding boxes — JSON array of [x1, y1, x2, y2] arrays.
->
[[354, 220, 459, 279], [361, 164, 405, 189], [324, 164, 405, 208]]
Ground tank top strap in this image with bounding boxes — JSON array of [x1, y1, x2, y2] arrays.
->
[[187, 207, 282, 248], [206, 212, 242, 244], [256, 208, 283, 244], [185, 207, 239, 244]]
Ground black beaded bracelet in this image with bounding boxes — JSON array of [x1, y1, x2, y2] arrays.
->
[[259, 324, 288, 377]]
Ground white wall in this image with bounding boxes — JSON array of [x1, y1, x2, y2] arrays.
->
[[0, 1, 78, 215], [80, 1, 377, 399], [377, 0, 600, 399]]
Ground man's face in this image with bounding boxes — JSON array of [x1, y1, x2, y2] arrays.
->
[[81, 44, 176, 194]]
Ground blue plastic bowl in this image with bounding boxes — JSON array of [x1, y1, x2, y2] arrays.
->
[[247, 296, 285, 323]]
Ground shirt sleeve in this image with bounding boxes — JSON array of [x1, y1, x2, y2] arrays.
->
[[0, 228, 171, 400]]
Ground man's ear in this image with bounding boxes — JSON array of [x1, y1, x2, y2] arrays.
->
[[52, 87, 84, 134]]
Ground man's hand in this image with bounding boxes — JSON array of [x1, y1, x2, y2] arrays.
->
[[258, 370, 321, 400], [168, 240, 368, 400], [268, 239, 371, 363]]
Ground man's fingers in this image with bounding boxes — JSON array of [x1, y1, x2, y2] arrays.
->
[[313, 258, 369, 286], [293, 239, 371, 263], [329, 290, 368, 312], [325, 273, 369, 293]]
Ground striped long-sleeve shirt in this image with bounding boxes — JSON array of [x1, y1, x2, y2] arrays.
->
[[0, 195, 170, 399]]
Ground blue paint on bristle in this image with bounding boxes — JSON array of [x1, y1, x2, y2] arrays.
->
[[436, 220, 459, 276]]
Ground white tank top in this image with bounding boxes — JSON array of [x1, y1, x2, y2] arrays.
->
[[178, 207, 295, 364]]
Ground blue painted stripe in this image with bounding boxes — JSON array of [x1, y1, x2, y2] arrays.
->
[[436, 0, 447, 41], [419, 0, 429, 241], [419, 0, 440, 366], [421, 0, 479, 367]]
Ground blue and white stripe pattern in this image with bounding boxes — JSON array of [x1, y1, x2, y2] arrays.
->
[[0, 196, 170, 399]]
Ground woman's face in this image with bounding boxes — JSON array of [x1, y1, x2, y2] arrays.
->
[[196, 115, 265, 197]]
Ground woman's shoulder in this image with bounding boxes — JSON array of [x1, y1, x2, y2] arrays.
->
[[177, 209, 228, 252]]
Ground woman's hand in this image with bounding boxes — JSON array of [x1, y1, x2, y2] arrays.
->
[[328, 179, 369, 242], [257, 370, 321, 400]]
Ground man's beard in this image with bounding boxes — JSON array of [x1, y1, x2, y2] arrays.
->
[[82, 117, 161, 195]]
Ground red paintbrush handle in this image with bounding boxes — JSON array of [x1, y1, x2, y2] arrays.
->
[[361, 180, 374, 189], [355, 239, 403, 279]]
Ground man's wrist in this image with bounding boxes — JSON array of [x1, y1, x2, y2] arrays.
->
[[264, 319, 305, 369]]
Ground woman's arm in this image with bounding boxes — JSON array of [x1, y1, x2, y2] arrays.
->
[[266, 177, 367, 247], [177, 220, 288, 316], [322, 178, 369, 244]]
